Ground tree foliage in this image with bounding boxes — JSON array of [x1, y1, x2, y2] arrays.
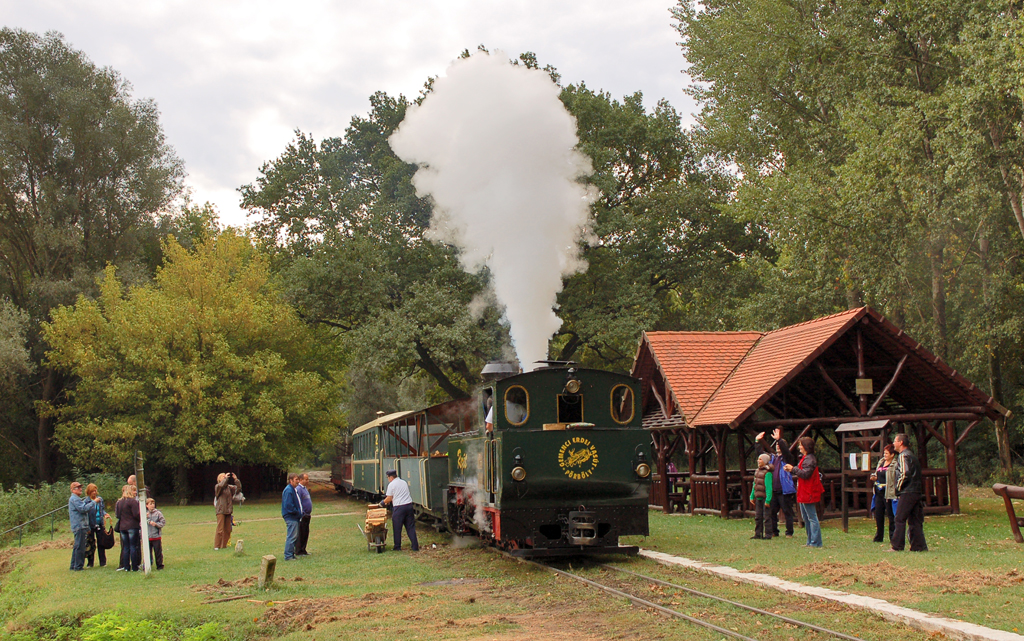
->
[[42, 232, 341, 491], [0, 28, 184, 482], [675, 0, 1024, 475]]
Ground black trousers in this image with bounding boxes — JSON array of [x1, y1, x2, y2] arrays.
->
[[873, 488, 894, 543], [391, 504, 419, 551], [892, 491, 927, 551], [753, 499, 767, 538], [296, 514, 311, 554], [149, 538, 163, 569], [86, 527, 106, 567], [769, 492, 796, 536]]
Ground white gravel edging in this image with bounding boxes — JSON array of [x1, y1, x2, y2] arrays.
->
[[639, 549, 1024, 641]]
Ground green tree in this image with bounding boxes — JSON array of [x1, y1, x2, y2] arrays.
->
[[241, 93, 507, 402], [42, 231, 341, 498], [0, 28, 184, 481], [675, 0, 1024, 475]]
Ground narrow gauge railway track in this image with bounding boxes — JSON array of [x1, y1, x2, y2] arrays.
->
[[511, 555, 867, 641]]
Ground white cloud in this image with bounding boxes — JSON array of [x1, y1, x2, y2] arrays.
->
[[2, 0, 696, 227]]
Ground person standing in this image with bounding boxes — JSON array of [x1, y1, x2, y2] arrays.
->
[[146, 498, 165, 570], [295, 473, 312, 556], [84, 483, 110, 568], [214, 471, 241, 550], [749, 454, 773, 540], [114, 484, 142, 571], [870, 445, 896, 544], [379, 469, 419, 552], [67, 482, 96, 571], [784, 437, 824, 548], [281, 473, 302, 560], [890, 433, 928, 552], [755, 428, 797, 538]]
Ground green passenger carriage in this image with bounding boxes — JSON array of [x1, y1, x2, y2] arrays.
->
[[344, 364, 651, 556]]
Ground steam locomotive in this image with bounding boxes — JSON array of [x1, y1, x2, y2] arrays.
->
[[332, 363, 651, 556]]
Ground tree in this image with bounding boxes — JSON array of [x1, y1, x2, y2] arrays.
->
[[0, 28, 184, 481], [675, 0, 1024, 476], [42, 231, 341, 498], [554, 84, 771, 370], [242, 93, 508, 402]]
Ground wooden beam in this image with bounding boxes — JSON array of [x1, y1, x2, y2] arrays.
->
[[857, 328, 868, 415], [922, 421, 948, 448], [816, 361, 861, 416], [747, 412, 982, 428], [868, 354, 908, 416], [649, 383, 669, 420], [955, 420, 982, 448]]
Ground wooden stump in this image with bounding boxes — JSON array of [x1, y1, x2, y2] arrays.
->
[[259, 555, 276, 589]]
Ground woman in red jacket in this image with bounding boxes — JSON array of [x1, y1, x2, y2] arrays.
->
[[784, 437, 824, 548]]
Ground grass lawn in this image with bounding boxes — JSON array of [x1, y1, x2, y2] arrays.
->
[[623, 485, 1024, 635], [1, 483, 1020, 639]]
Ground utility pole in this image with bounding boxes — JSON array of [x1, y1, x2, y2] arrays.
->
[[136, 451, 152, 575]]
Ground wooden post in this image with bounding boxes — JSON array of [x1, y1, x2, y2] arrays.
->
[[259, 555, 277, 589], [945, 420, 960, 513], [687, 429, 697, 515], [857, 329, 868, 415], [717, 427, 728, 518]]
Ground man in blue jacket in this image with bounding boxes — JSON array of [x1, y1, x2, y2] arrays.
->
[[68, 481, 98, 571], [281, 473, 302, 561]]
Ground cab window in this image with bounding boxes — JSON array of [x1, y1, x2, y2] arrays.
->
[[504, 385, 529, 425], [610, 385, 635, 424]]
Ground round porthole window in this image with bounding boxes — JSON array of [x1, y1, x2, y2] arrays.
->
[[610, 385, 635, 425]]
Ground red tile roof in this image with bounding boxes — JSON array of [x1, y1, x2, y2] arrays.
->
[[635, 306, 1008, 430], [693, 308, 865, 427], [642, 332, 761, 422]]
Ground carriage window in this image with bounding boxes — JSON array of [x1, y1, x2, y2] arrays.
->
[[557, 394, 583, 423], [504, 386, 529, 425], [610, 385, 635, 424]]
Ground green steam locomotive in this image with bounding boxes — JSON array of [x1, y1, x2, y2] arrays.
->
[[333, 363, 651, 556]]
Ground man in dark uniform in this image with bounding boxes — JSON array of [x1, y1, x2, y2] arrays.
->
[[889, 433, 928, 552]]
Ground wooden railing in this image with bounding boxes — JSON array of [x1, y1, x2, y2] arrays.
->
[[658, 468, 953, 519]]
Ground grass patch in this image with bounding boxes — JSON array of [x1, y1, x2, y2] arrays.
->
[[2, 483, 1019, 639], [623, 485, 1024, 634]]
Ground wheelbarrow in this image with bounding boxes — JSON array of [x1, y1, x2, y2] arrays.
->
[[357, 505, 389, 553]]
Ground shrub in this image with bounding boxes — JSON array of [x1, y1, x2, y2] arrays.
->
[[0, 472, 124, 546]]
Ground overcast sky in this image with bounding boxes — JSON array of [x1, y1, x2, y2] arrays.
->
[[2, 1, 697, 228]]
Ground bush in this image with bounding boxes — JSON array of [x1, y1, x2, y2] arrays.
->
[[7, 612, 227, 641], [0, 472, 124, 546]]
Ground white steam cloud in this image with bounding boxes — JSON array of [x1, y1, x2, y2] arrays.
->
[[389, 52, 597, 371]]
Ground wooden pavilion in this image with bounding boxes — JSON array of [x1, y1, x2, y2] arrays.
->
[[631, 307, 1011, 518]]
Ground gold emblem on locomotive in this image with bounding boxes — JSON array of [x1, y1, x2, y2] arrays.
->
[[558, 436, 599, 480]]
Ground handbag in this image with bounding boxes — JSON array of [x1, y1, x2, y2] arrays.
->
[[98, 526, 116, 550]]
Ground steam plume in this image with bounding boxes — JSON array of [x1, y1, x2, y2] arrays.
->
[[389, 52, 596, 371]]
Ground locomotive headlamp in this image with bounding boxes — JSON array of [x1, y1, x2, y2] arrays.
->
[[635, 463, 651, 478], [511, 466, 527, 481], [565, 379, 581, 394]]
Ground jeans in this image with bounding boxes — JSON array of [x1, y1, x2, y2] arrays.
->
[[392, 504, 419, 551], [284, 519, 299, 559], [753, 499, 766, 538], [70, 528, 89, 570], [119, 528, 141, 570], [799, 502, 822, 547]]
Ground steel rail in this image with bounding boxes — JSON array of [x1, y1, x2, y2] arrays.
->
[[511, 556, 759, 641], [601, 563, 865, 641]]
